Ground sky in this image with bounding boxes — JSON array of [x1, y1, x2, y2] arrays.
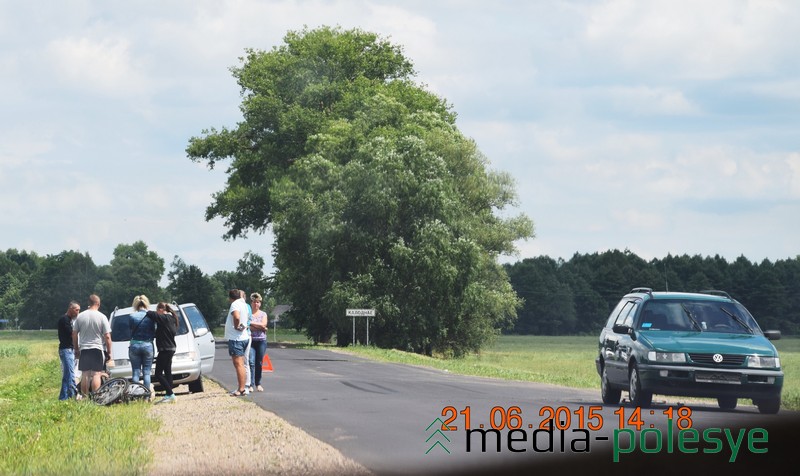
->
[[1, 0, 799, 280]]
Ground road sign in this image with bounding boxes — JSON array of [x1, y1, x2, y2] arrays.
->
[[346, 308, 376, 317], [347, 309, 375, 345]]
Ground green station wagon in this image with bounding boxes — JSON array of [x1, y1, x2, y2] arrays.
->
[[595, 288, 783, 414]]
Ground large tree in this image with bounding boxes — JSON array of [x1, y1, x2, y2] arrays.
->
[[1, 249, 41, 328], [506, 257, 576, 335], [232, 251, 271, 298], [167, 256, 226, 326], [187, 26, 533, 356], [20, 251, 97, 329], [95, 241, 166, 310]]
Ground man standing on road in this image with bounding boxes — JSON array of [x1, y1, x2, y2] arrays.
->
[[72, 294, 112, 395], [57, 301, 80, 400], [240, 289, 253, 394], [225, 289, 250, 396]]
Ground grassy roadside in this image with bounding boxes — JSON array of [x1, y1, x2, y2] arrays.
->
[[327, 334, 800, 411], [329, 335, 598, 387], [0, 331, 156, 475]]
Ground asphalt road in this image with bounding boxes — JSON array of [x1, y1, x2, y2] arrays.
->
[[210, 344, 798, 475]]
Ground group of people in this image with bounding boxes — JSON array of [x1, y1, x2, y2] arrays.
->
[[57, 293, 180, 404], [57, 294, 112, 399], [225, 289, 269, 396]]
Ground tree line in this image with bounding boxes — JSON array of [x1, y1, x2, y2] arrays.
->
[[505, 249, 800, 336], [4, 244, 798, 338], [0, 242, 270, 331]]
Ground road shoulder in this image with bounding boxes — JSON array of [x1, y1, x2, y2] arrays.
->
[[146, 378, 372, 475]]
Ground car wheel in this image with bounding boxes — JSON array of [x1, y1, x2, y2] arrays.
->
[[717, 397, 737, 410], [601, 366, 621, 404], [628, 364, 652, 407], [754, 397, 780, 414], [188, 375, 204, 393]]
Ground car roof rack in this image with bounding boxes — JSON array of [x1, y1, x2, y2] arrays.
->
[[699, 289, 733, 300], [630, 287, 653, 297]]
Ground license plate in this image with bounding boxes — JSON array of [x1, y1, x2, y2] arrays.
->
[[695, 371, 741, 384]]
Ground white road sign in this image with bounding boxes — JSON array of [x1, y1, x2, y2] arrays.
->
[[346, 308, 376, 317]]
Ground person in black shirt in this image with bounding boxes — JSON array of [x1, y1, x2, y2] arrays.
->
[[152, 302, 179, 404], [57, 301, 80, 400]]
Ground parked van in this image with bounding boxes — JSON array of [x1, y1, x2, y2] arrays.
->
[[108, 303, 215, 392]]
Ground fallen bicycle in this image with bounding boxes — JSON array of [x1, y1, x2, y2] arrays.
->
[[88, 378, 151, 405]]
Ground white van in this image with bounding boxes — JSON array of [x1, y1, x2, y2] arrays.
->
[[108, 303, 215, 392]]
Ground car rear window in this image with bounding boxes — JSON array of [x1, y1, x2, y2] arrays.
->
[[111, 310, 189, 342]]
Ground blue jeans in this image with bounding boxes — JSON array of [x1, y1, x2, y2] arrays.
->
[[59, 348, 76, 400], [129, 341, 154, 390], [249, 339, 267, 387]]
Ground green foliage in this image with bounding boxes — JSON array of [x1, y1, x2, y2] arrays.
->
[[1, 245, 268, 331], [95, 241, 166, 310], [506, 250, 800, 335], [0, 270, 26, 328], [188, 26, 533, 356], [19, 250, 97, 329], [167, 251, 271, 328], [0, 344, 28, 358], [187, 26, 420, 239], [506, 257, 577, 334], [233, 251, 271, 298], [167, 256, 227, 327]]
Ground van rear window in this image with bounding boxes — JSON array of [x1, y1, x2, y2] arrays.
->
[[111, 310, 189, 342]]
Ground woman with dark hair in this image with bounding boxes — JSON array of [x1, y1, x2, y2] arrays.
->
[[153, 302, 180, 404]]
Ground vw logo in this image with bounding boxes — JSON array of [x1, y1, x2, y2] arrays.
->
[[712, 353, 724, 363]]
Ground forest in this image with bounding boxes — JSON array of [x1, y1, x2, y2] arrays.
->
[[505, 249, 800, 336], [0, 242, 269, 331], [2, 244, 798, 336]]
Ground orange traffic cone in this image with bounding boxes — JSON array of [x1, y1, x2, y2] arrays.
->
[[261, 353, 273, 372]]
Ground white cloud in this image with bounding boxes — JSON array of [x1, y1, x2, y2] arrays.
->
[[46, 36, 152, 96], [748, 79, 800, 100], [599, 85, 699, 115], [0, 128, 54, 168], [787, 152, 800, 198], [610, 208, 665, 230], [583, 0, 799, 80]]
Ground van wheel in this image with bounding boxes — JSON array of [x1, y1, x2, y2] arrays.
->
[[601, 366, 621, 404], [188, 375, 204, 393], [628, 364, 652, 407], [717, 397, 737, 410]]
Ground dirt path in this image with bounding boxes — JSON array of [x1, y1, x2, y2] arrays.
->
[[146, 379, 372, 476]]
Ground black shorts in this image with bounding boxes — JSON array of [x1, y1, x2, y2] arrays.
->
[[78, 349, 105, 371]]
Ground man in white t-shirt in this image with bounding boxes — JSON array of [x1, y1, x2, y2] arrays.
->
[[72, 294, 112, 394], [224, 289, 250, 396]]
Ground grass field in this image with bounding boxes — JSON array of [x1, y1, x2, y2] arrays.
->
[[0, 331, 155, 475], [1, 330, 797, 474]]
